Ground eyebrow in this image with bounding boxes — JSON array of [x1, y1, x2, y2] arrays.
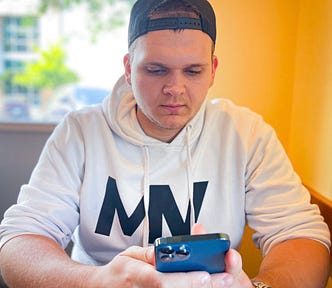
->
[[145, 62, 209, 69]]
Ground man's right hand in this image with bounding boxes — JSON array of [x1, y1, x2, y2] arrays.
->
[[89, 245, 220, 287]]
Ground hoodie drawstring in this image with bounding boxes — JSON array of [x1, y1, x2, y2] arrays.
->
[[142, 126, 194, 246], [185, 125, 195, 233], [142, 146, 150, 247]]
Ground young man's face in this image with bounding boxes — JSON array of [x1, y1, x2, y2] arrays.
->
[[124, 29, 218, 142]]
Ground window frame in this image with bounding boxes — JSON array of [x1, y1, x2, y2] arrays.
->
[[0, 122, 56, 133]]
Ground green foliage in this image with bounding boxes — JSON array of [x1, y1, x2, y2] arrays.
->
[[0, 71, 12, 90], [20, 16, 38, 27], [13, 43, 79, 90]]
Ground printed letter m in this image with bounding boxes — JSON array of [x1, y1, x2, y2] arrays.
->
[[95, 177, 145, 236]]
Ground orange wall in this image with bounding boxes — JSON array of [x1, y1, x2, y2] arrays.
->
[[209, 0, 332, 200], [208, 1, 332, 281], [209, 0, 299, 149], [289, 0, 332, 200]]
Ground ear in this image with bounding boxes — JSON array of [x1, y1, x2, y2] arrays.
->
[[209, 55, 219, 88], [123, 53, 132, 86]]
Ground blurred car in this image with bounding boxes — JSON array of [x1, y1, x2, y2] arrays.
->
[[46, 85, 110, 122], [75, 87, 109, 107], [2, 100, 30, 122]]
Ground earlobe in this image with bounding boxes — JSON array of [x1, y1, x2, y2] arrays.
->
[[209, 55, 219, 87], [123, 54, 132, 85]]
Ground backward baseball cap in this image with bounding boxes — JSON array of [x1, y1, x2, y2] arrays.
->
[[128, 0, 216, 47]]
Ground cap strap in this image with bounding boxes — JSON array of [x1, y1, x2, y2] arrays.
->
[[147, 17, 202, 32]]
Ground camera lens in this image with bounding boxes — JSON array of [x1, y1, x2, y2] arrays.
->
[[160, 246, 174, 254], [161, 253, 174, 262], [176, 245, 190, 258]]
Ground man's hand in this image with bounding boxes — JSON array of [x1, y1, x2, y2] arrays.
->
[[87, 224, 252, 288], [89, 245, 225, 288], [192, 224, 253, 288], [90, 245, 251, 288]]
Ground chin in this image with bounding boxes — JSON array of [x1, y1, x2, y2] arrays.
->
[[159, 121, 189, 131], [152, 114, 191, 130]]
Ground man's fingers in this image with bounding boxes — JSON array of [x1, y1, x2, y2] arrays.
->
[[192, 223, 207, 235], [160, 271, 213, 288], [117, 248, 215, 288]]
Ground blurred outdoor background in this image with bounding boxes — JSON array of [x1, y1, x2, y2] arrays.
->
[[0, 0, 134, 123]]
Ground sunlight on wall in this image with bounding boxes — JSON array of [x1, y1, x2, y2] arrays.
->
[[289, 0, 332, 200], [210, 0, 332, 200], [209, 0, 299, 149], [209, 1, 332, 279]]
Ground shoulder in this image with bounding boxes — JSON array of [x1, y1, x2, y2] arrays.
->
[[49, 104, 107, 144], [58, 104, 106, 130], [67, 104, 104, 122], [204, 98, 278, 150], [205, 98, 270, 133], [206, 98, 261, 121]]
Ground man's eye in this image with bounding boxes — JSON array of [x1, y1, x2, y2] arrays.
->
[[146, 67, 167, 75], [185, 69, 202, 76]]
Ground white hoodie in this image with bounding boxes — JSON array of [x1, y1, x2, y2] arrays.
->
[[0, 76, 330, 265]]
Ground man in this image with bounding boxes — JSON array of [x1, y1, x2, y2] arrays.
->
[[0, 0, 330, 287]]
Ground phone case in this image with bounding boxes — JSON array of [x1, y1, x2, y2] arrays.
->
[[154, 233, 230, 274]]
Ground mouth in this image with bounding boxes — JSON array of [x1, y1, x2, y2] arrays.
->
[[161, 104, 186, 113]]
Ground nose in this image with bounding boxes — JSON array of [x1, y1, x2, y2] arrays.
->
[[162, 72, 186, 96]]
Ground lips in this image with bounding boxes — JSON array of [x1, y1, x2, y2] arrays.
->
[[161, 104, 185, 113]]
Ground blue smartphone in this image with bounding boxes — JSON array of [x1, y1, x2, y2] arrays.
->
[[154, 233, 230, 274]]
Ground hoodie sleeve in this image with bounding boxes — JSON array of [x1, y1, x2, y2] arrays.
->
[[245, 117, 331, 256], [0, 115, 84, 249]]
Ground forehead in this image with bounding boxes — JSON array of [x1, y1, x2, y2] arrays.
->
[[131, 29, 213, 64]]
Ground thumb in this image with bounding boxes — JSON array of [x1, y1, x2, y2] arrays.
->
[[225, 249, 243, 275], [224, 249, 252, 286], [120, 245, 155, 266], [145, 245, 155, 265]]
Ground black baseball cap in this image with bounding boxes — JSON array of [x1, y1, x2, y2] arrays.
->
[[128, 0, 216, 47]]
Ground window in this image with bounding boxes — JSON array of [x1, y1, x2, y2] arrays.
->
[[0, 2, 130, 124], [3, 60, 38, 102], [0, 17, 39, 122], [3, 17, 39, 52]]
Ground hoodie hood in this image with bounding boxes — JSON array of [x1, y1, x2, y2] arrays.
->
[[102, 75, 207, 148]]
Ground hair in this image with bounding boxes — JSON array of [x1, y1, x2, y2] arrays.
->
[[128, 0, 215, 59], [148, 0, 201, 19]]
